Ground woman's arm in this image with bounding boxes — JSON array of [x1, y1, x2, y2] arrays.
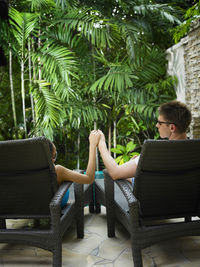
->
[[55, 130, 100, 184]]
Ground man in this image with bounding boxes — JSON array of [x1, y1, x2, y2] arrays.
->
[[97, 100, 192, 180]]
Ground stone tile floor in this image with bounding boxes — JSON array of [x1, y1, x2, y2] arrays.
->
[[1, 206, 200, 266]]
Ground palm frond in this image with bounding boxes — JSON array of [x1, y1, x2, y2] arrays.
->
[[90, 63, 138, 93], [125, 75, 177, 124], [133, 4, 181, 25], [54, 8, 120, 49], [27, 0, 55, 12], [131, 45, 166, 84], [9, 7, 37, 49], [63, 98, 107, 129], [31, 80, 62, 128], [32, 42, 78, 98], [54, 0, 78, 10], [43, 23, 81, 49]]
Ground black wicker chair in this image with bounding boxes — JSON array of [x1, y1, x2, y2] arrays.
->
[[94, 177, 126, 214], [104, 139, 200, 267], [0, 137, 87, 267], [93, 178, 105, 213]]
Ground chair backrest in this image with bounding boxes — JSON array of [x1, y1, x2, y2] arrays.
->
[[0, 137, 58, 217], [133, 139, 200, 219]]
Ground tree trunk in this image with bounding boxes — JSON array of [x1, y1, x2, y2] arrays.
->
[[108, 125, 111, 154], [9, 44, 17, 130], [94, 121, 99, 171], [21, 53, 27, 137], [28, 39, 35, 125], [113, 120, 117, 159], [77, 117, 80, 170], [38, 28, 42, 82], [77, 130, 80, 170]]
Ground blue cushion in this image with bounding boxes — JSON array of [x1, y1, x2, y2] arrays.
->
[[61, 189, 69, 208]]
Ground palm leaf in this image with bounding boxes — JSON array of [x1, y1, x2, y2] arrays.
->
[[32, 42, 78, 98], [9, 7, 37, 51], [90, 63, 138, 92], [63, 97, 107, 129], [133, 4, 181, 25], [31, 81, 62, 128], [27, 0, 55, 12], [54, 8, 120, 49]]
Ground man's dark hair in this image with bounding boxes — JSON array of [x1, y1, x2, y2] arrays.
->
[[158, 101, 192, 133]]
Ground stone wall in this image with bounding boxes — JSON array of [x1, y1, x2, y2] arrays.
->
[[166, 20, 200, 138]]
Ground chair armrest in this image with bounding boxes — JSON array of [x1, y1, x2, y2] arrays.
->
[[104, 169, 140, 227], [115, 179, 138, 206], [50, 182, 72, 211], [104, 169, 138, 206], [72, 169, 85, 202], [50, 168, 84, 209]]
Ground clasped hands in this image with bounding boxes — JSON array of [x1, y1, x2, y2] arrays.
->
[[89, 129, 105, 149]]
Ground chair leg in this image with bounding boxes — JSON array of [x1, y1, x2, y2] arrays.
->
[[185, 216, 191, 222], [132, 246, 143, 267], [107, 215, 115, 237], [53, 244, 62, 267], [94, 183, 101, 213], [74, 183, 84, 238], [76, 203, 84, 238], [33, 219, 40, 228], [77, 216, 84, 239], [104, 171, 115, 237], [89, 202, 95, 213], [0, 219, 6, 228], [95, 202, 101, 213], [89, 184, 95, 213]]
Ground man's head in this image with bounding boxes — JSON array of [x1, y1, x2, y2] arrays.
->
[[156, 101, 192, 139]]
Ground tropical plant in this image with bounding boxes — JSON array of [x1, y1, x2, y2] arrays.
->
[[9, 7, 38, 136], [0, 0, 184, 169], [111, 141, 139, 165], [173, 0, 200, 43]]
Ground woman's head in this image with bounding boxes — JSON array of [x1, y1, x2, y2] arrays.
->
[[46, 139, 57, 162]]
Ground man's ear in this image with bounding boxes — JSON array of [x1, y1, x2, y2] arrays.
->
[[170, 123, 176, 132]]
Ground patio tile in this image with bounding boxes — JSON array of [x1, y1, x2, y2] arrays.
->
[[61, 249, 105, 267], [62, 230, 104, 254], [113, 247, 133, 267], [1, 207, 200, 266]]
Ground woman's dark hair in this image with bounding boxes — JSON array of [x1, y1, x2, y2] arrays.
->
[[158, 101, 192, 133], [46, 139, 54, 156]]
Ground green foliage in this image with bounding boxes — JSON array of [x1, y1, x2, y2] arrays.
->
[[31, 81, 62, 127], [9, 8, 38, 53], [0, 61, 23, 140], [0, 0, 182, 168], [111, 141, 139, 165], [90, 63, 137, 93], [32, 40, 78, 98], [28, 0, 55, 12], [54, 8, 120, 49], [173, 0, 200, 43]]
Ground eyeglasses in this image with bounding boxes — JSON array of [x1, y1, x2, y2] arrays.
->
[[157, 120, 175, 125]]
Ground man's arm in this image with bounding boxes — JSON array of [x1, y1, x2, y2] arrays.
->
[[98, 131, 137, 180]]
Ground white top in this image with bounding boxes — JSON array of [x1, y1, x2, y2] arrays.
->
[[132, 155, 140, 166]]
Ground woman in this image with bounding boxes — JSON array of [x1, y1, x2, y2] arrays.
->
[[47, 130, 100, 207]]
